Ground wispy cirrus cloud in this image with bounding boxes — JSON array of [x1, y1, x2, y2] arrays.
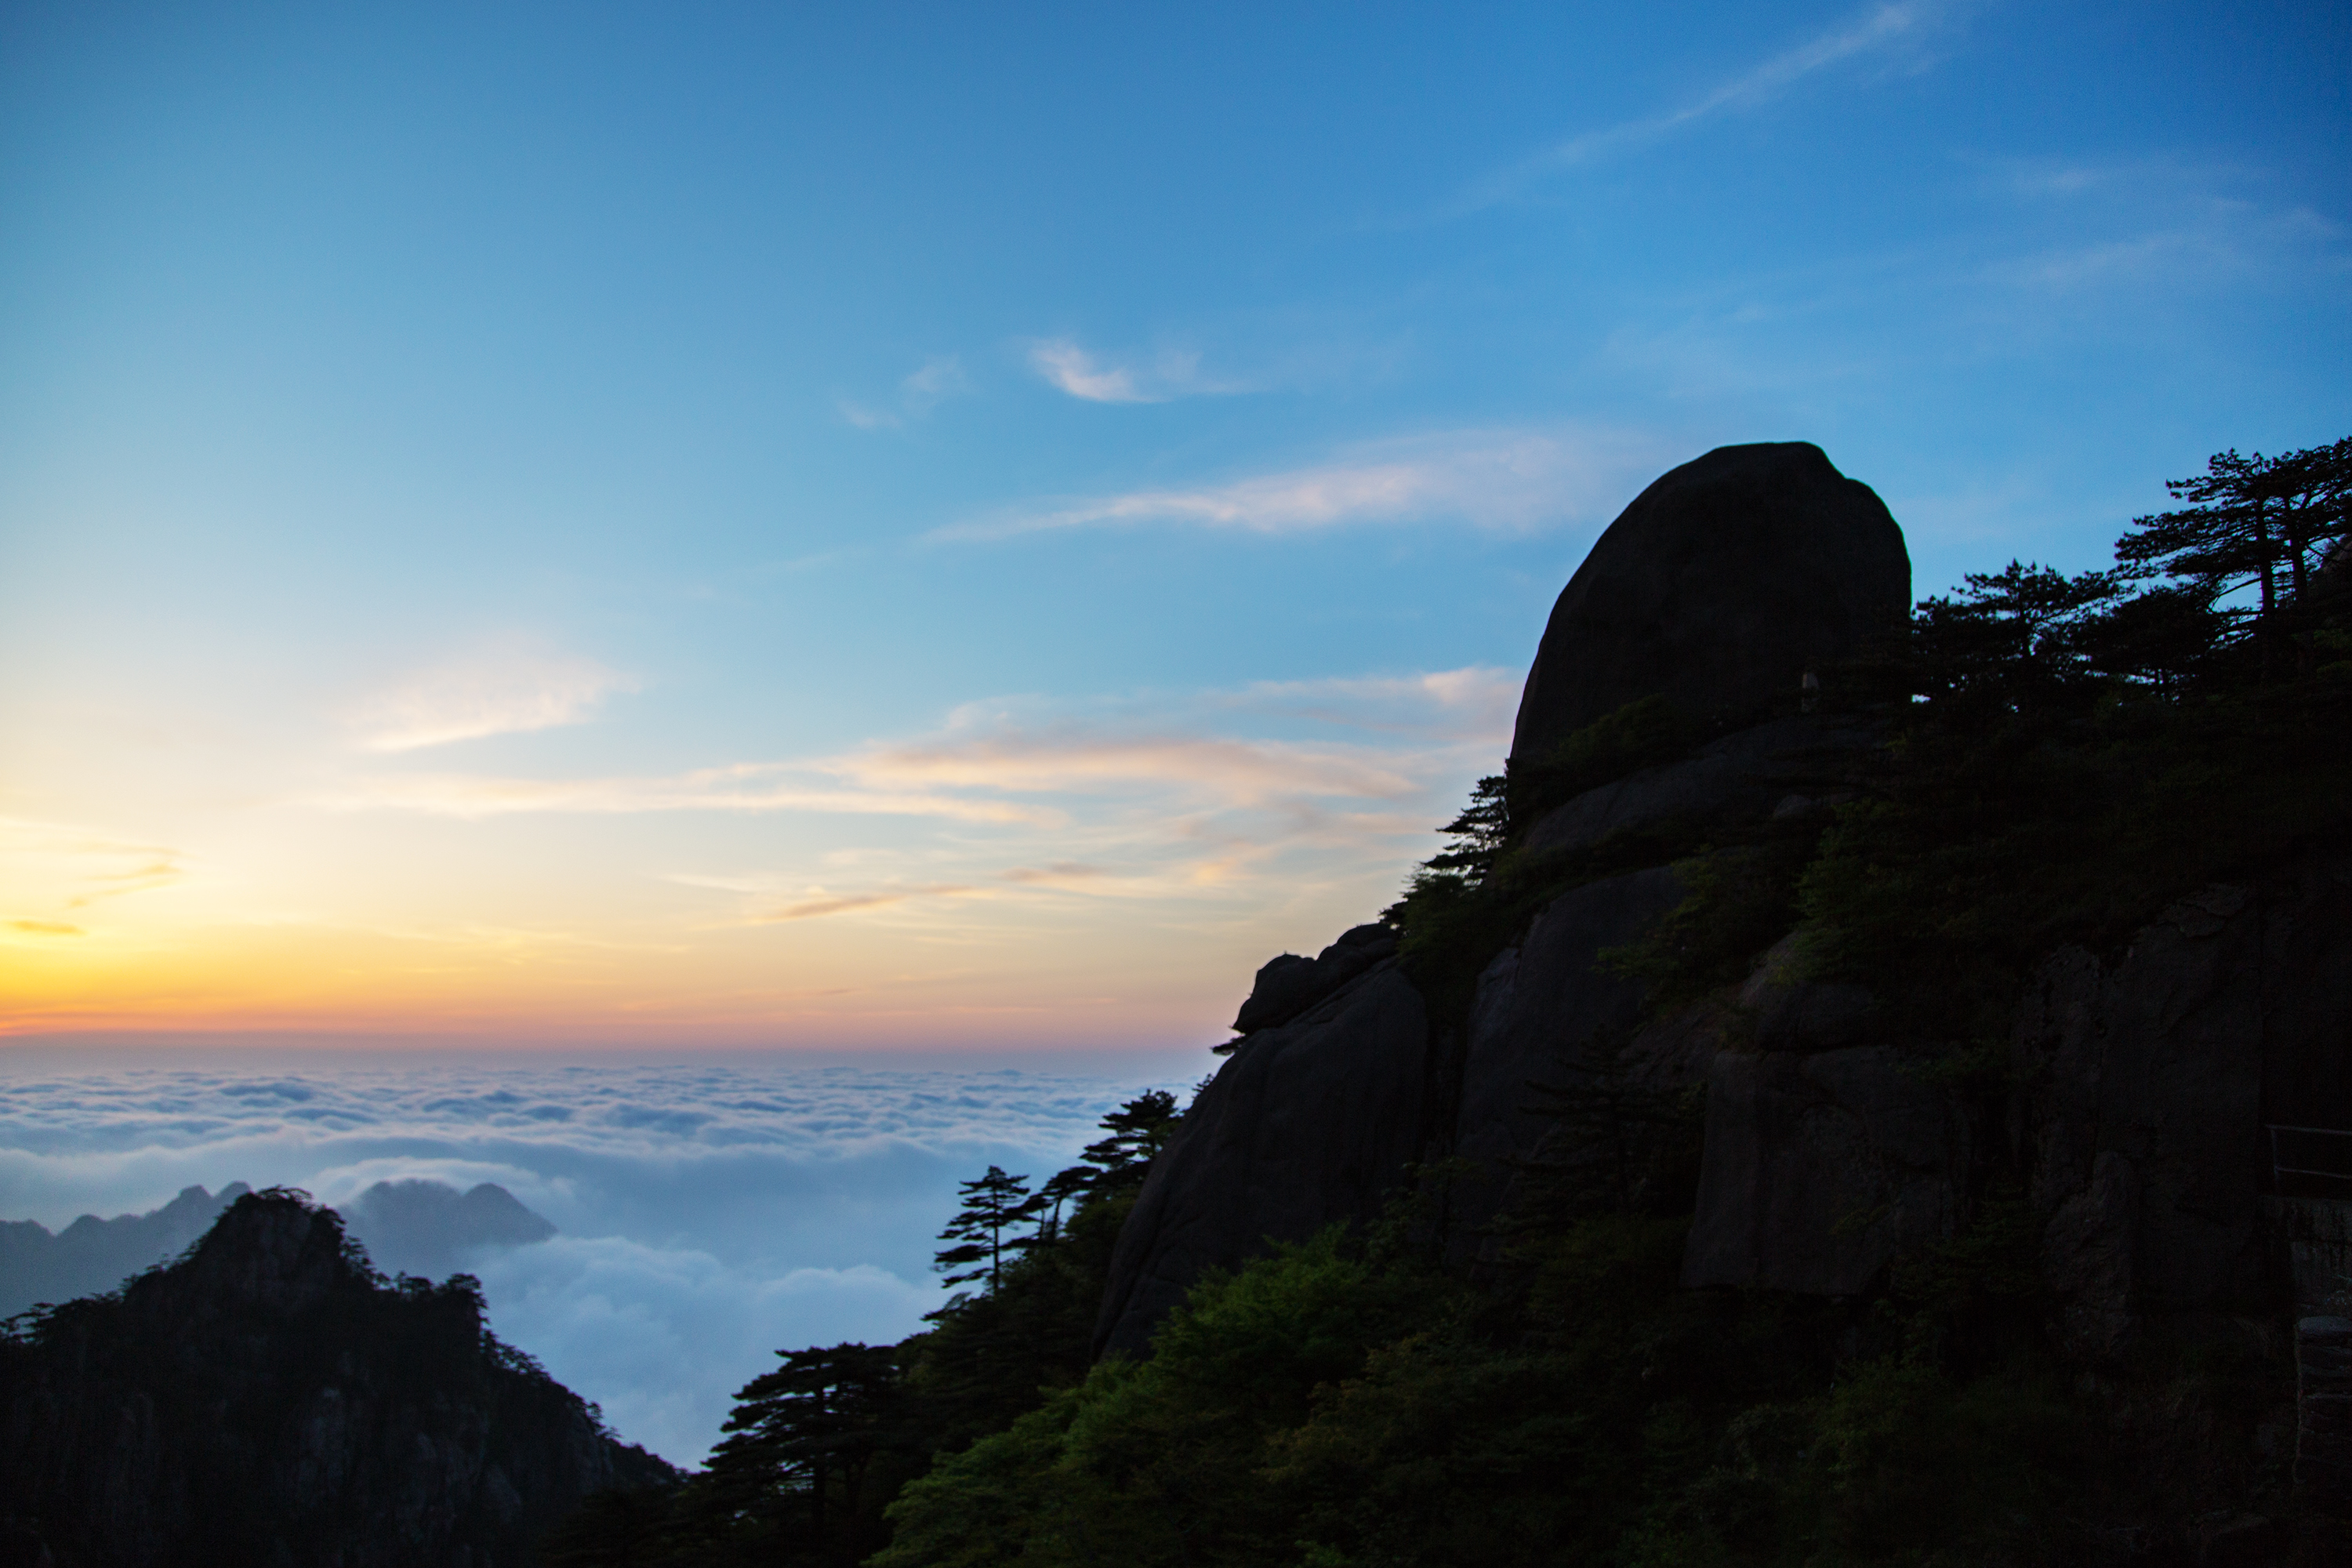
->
[[350, 644, 641, 753], [1025, 339, 1244, 405], [8, 920, 83, 937], [839, 355, 971, 430], [1459, 2, 1958, 211], [1, 818, 188, 933], [315, 767, 1065, 826], [324, 666, 1519, 927], [929, 425, 1671, 543], [1979, 159, 2348, 292], [849, 728, 1422, 806], [751, 884, 979, 924]]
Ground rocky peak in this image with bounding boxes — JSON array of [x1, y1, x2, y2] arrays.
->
[[158, 1186, 357, 1318], [1510, 441, 1910, 767], [1230, 923, 1398, 1038], [1, 1189, 670, 1566]]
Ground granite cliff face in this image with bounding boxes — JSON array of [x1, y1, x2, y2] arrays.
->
[[1097, 442, 1912, 1354], [0, 1189, 669, 1567], [1094, 440, 2352, 1372]]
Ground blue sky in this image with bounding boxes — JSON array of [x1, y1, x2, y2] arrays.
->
[[2, 1, 2346, 1049]]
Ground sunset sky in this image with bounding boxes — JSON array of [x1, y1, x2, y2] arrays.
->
[[5, 1, 2347, 1053]]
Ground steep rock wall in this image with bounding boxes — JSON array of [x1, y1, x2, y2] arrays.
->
[[1094, 964, 1430, 1356], [2013, 865, 2352, 1356]]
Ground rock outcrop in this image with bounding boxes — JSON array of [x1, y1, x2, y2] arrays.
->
[[1519, 713, 1878, 861], [1231, 924, 1399, 1036], [1510, 441, 1910, 767], [0, 1189, 670, 1567], [1095, 443, 1911, 1354], [1096, 962, 1428, 1356], [1681, 1046, 1969, 1295], [2009, 867, 2352, 1355], [1448, 868, 1687, 1247]]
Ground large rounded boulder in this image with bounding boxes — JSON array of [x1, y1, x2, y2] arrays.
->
[[1511, 442, 1910, 765]]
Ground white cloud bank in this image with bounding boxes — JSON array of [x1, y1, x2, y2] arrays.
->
[[0, 1059, 1181, 1465]]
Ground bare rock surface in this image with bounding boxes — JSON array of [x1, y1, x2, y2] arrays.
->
[[1232, 924, 1399, 1036], [2016, 887, 2272, 1317], [1510, 441, 1910, 767], [1094, 963, 1428, 1357], [1522, 714, 1882, 860], [2045, 1150, 2141, 1362], [1450, 868, 1686, 1247], [1737, 932, 1882, 1053], [2015, 864, 2352, 1332], [1682, 1046, 1969, 1295]]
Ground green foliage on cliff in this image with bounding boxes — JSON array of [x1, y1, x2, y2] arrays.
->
[[550, 1094, 1179, 1566], [869, 1201, 2102, 1566]]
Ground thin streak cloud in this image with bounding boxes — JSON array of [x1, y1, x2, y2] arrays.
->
[[848, 730, 1423, 804], [1460, 2, 1954, 210], [929, 426, 1670, 542], [8, 920, 83, 937], [352, 647, 641, 753], [752, 885, 978, 924], [315, 769, 1065, 826], [1025, 339, 1243, 405], [840, 355, 970, 430]]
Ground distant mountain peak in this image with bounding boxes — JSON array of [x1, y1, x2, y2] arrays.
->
[[338, 1178, 557, 1281]]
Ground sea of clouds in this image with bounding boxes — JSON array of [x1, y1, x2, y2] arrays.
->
[[0, 1056, 1188, 1465]]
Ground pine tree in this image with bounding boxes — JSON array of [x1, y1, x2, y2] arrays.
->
[[1077, 1090, 1181, 1193], [931, 1166, 1040, 1291], [1908, 560, 2124, 710], [2115, 439, 2352, 662], [705, 1341, 901, 1562], [1031, 1166, 1094, 1245], [1425, 775, 1511, 884]]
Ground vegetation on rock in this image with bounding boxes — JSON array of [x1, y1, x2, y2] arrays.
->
[[0, 1189, 670, 1568], [561, 439, 2352, 1566]]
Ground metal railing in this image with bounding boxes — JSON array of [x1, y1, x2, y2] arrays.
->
[[2269, 1123, 2352, 1185]]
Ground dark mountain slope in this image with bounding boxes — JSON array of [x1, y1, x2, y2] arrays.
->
[[0, 1189, 670, 1567]]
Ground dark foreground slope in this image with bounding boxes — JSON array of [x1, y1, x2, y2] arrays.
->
[[0, 1189, 671, 1568]]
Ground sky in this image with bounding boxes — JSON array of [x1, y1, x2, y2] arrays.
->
[[2, 0, 2347, 1052], [0, 1054, 1177, 1463]]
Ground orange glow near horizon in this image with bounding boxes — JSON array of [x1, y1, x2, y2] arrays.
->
[[1, 667, 1512, 1050]]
